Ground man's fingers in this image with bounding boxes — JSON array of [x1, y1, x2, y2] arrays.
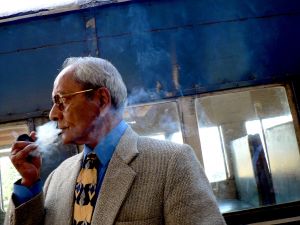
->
[[11, 143, 38, 159], [12, 141, 31, 150], [11, 142, 28, 156]]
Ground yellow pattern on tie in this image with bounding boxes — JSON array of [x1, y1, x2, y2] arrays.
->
[[73, 153, 99, 225]]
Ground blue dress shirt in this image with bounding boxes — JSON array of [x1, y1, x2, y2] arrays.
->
[[82, 120, 128, 196], [13, 120, 128, 206]]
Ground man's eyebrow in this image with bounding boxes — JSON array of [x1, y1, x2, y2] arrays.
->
[[52, 91, 66, 97]]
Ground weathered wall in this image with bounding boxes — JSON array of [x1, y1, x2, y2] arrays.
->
[[0, 0, 300, 122]]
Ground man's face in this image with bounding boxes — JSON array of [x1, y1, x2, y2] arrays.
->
[[49, 66, 101, 145]]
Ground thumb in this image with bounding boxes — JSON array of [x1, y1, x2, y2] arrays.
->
[[29, 131, 37, 142]]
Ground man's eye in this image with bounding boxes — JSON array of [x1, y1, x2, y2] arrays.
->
[[53, 95, 61, 104], [58, 103, 65, 111]]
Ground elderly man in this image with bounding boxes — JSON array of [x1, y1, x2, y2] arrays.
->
[[5, 57, 226, 225]]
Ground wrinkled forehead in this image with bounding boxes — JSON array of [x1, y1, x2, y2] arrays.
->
[[54, 65, 74, 86], [52, 66, 78, 95]]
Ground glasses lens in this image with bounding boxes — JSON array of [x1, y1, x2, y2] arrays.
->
[[53, 95, 64, 111], [53, 95, 60, 104]]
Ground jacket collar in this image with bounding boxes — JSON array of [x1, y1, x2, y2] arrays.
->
[[92, 126, 139, 225]]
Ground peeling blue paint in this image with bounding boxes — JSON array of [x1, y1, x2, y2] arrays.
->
[[0, 0, 300, 121]]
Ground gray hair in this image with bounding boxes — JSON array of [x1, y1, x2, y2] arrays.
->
[[62, 56, 127, 111]]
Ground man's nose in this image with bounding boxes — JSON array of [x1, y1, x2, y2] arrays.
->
[[49, 104, 62, 121]]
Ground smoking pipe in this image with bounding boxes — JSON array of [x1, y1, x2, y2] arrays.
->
[[16, 134, 34, 142]]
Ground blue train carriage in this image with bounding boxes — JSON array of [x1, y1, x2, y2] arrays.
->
[[0, 0, 300, 224]]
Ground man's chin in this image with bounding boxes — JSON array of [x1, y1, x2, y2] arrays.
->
[[61, 134, 82, 145], [61, 134, 72, 145]]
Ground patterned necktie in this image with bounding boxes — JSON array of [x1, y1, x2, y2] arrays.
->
[[73, 153, 100, 225]]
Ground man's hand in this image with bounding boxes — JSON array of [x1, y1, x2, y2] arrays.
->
[[10, 132, 41, 187]]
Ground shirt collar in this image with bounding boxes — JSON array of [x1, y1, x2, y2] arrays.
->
[[83, 120, 128, 166]]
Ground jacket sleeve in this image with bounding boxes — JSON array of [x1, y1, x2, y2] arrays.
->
[[163, 145, 226, 225], [3, 169, 56, 225], [4, 192, 44, 225]]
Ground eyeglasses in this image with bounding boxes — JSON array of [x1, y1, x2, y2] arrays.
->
[[53, 89, 95, 111]]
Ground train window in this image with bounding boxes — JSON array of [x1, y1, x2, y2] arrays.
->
[[195, 85, 300, 213], [124, 101, 183, 144], [0, 121, 29, 212], [198, 126, 228, 182]]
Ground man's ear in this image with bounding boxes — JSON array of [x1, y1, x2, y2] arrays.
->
[[95, 87, 111, 109]]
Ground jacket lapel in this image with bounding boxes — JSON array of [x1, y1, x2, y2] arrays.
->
[[92, 127, 139, 225]]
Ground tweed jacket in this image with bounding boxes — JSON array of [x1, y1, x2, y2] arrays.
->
[[5, 127, 226, 225]]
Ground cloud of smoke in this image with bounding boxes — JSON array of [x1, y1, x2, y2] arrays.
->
[[127, 87, 161, 105], [32, 121, 78, 182], [35, 121, 62, 156]]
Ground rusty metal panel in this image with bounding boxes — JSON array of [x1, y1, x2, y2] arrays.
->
[[0, 13, 86, 53], [0, 42, 88, 122], [96, 0, 300, 102], [0, 12, 96, 122], [0, 0, 300, 120]]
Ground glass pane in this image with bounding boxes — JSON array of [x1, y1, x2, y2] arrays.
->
[[198, 126, 227, 182], [0, 153, 21, 211], [124, 101, 183, 144], [0, 122, 29, 212], [0, 123, 29, 148], [195, 86, 300, 213]]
